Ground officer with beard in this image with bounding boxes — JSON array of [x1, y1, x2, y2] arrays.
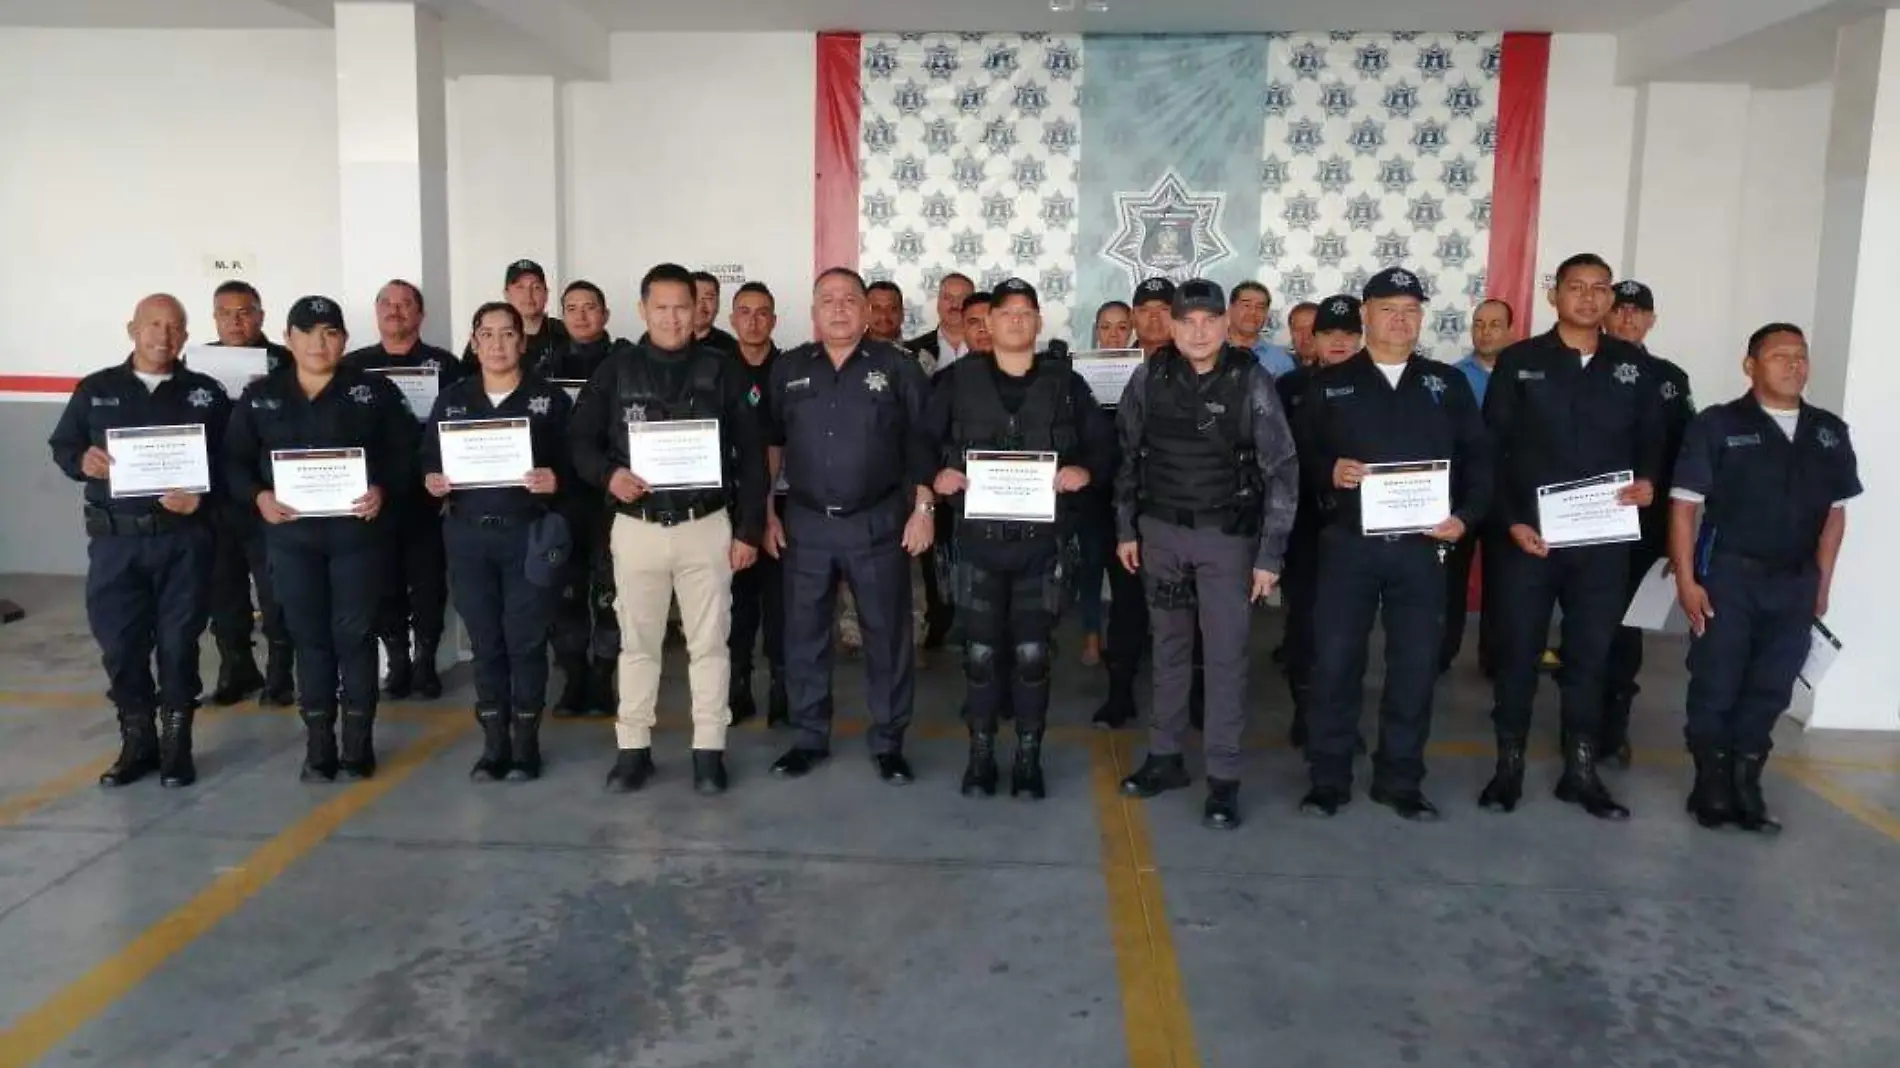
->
[[925, 278, 1112, 798]]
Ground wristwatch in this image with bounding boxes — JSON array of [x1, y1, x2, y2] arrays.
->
[[916, 500, 936, 516]]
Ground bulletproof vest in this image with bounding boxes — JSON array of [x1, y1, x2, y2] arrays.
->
[[949, 353, 1079, 537], [1138, 347, 1263, 535], [613, 346, 728, 510], [1701, 408, 1842, 570]]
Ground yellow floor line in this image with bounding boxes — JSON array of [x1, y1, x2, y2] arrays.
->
[[0, 717, 470, 1067], [1780, 761, 1900, 842], [1089, 732, 1201, 1068], [0, 758, 114, 829]]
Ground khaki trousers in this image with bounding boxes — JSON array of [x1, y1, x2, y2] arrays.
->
[[610, 510, 733, 750]]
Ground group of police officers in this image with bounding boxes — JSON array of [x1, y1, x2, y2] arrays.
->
[[48, 250, 1860, 835]]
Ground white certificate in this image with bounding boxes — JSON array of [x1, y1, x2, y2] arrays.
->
[[1071, 349, 1144, 407], [1536, 470, 1642, 549], [271, 448, 369, 518], [628, 418, 723, 490], [1798, 620, 1842, 691], [185, 345, 268, 398], [106, 424, 211, 499], [551, 378, 586, 405], [964, 450, 1059, 523], [1620, 558, 1690, 634], [374, 367, 437, 421], [1360, 459, 1451, 536], [439, 418, 534, 490]]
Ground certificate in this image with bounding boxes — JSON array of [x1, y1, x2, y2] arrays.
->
[[1798, 620, 1842, 691], [551, 378, 586, 404], [106, 424, 211, 498], [271, 448, 369, 518], [964, 450, 1058, 523], [628, 418, 723, 490], [374, 367, 437, 421], [1620, 558, 1690, 634], [439, 418, 534, 490], [1360, 459, 1450, 536], [185, 345, 268, 398], [1536, 470, 1642, 549], [1071, 349, 1143, 407]]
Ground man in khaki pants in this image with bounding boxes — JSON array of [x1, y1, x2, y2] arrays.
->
[[569, 263, 768, 795]]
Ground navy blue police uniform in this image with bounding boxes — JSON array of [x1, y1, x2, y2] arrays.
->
[[542, 333, 628, 715], [1673, 393, 1861, 832], [728, 343, 787, 727], [227, 298, 420, 782], [48, 353, 233, 788], [458, 260, 570, 374], [422, 371, 574, 782], [767, 336, 937, 782]]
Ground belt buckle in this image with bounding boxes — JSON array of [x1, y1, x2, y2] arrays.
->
[[479, 515, 504, 528], [825, 505, 845, 518], [656, 510, 682, 527]]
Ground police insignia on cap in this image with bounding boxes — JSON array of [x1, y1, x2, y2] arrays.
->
[[1330, 298, 1351, 315], [1392, 270, 1415, 288], [1143, 279, 1165, 291], [1617, 281, 1641, 294], [311, 298, 329, 313]]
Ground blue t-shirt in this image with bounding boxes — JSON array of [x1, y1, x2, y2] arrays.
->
[[1252, 341, 1297, 378], [1454, 354, 1492, 407]]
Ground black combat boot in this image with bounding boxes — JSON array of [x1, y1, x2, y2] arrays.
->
[[99, 708, 160, 787], [1203, 778, 1241, 829], [157, 706, 197, 788], [766, 670, 789, 729], [553, 656, 590, 716], [506, 711, 544, 782], [605, 748, 656, 793], [692, 749, 728, 795], [961, 726, 999, 797], [259, 643, 296, 707], [1687, 745, 1736, 829], [300, 710, 339, 783], [381, 638, 413, 699], [338, 709, 377, 780], [470, 707, 510, 782], [1731, 750, 1782, 835], [411, 640, 442, 700], [1553, 734, 1629, 820], [1119, 753, 1191, 798], [1010, 728, 1046, 800], [1478, 737, 1527, 813], [209, 640, 264, 706]]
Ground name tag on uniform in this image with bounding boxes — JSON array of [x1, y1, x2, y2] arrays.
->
[[1517, 370, 1546, 381]]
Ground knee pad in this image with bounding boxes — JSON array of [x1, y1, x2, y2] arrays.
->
[[963, 641, 1000, 686], [1012, 641, 1052, 685]]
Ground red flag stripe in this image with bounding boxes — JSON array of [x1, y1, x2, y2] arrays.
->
[[1488, 32, 1551, 343], [814, 32, 862, 277]]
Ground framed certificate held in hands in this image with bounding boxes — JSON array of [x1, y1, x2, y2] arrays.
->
[[1360, 459, 1451, 536], [106, 424, 211, 499], [964, 450, 1059, 523], [271, 448, 369, 518], [628, 419, 724, 490], [438, 418, 534, 490], [1537, 470, 1642, 549]]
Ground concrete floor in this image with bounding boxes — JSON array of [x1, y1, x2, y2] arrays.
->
[[3, 572, 1900, 1066]]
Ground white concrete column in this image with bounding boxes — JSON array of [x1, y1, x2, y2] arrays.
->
[[445, 75, 565, 339], [1802, 12, 1900, 731], [333, 1, 452, 349]]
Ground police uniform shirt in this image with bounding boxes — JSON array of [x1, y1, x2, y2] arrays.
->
[[568, 340, 769, 547], [541, 334, 626, 383], [420, 371, 574, 516], [344, 340, 467, 389], [922, 351, 1116, 511], [1112, 344, 1301, 574], [769, 339, 936, 514], [1670, 395, 1861, 568], [224, 363, 419, 544], [49, 357, 235, 516], [1294, 351, 1493, 534], [1632, 346, 1696, 546], [1483, 329, 1666, 530], [697, 326, 741, 359]]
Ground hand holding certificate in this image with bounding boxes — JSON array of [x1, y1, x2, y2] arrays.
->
[[106, 425, 211, 499], [1359, 460, 1451, 536], [1537, 470, 1642, 549], [627, 419, 723, 490], [964, 450, 1059, 523], [271, 448, 370, 518], [438, 418, 535, 490], [1071, 349, 1143, 407]]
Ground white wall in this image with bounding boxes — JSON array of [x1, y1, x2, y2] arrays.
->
[[1731, 81, 1831, 396], [1531, 34, 1639, 336], [0, 28, 343, 378], [445, 74, 563, 345]]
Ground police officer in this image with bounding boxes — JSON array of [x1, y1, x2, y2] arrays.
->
[[422, 302, 572, 782], [727, 281, 787, 727], [1076, 300, 1136, 668], [343, 279, 463, 700], [1292, 269, 1492, 821], [925, 278, 1112, 798], [766, 267, 938, 784], [544, 280, 626, 716], [1439, 297, 1514, 678], [1480, 253, 1665, 820], [1277, 294, 1362, 748], [201, 280, 296, 708], [460, 259, 570, 372], [1600, 280, 1695, 766], [867, 280, 907, 345], [570, 262, 768, 796], [906, 271, 976, 372], [1286, 301, 1320, 367], [48, 294, 231, 788], [1670, 323, 1857, 833], [1113, 279, 1299, 829], [227, 296, 418, 782], [689, 271, 742, 357]]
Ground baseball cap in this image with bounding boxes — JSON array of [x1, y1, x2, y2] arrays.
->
[[993, 277, 1040, 310], [1363, 266, 1430, 302], [286, 295, 347, 334], [1132, 277, 1176, 307], [1313, 294, 1362, 334], [505, 259, 547, 287], [1171, 278, 1227, 317], [1611, 280, 1654, 311]]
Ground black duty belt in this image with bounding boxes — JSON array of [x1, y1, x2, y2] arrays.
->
[[625, 500, 724, 527], [446, 506, 543, 529], [1711, 550, 1810, 577], [790, 489, 901, 519], [83, 506, 194, 538], [1152, 507, 1242, 531]]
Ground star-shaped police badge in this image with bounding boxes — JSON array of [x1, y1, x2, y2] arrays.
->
[[625, 403, 647, 423], [1613, 362, 1640, 386], [1101, 170, 1232, 287], [1422, 374, 1447, 399], [865, 370, 890, 393], [187, 387, 214, 409], [349, 384, 374, 405], [528, 395, 551, 416], [1817, 426, 1840, 450], [1659, 381, 1679, 402]]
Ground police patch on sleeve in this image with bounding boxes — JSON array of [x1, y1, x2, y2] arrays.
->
[[186, 388, 214, 409], [528, 395, 551, 416], [349, 384, 375, 405]]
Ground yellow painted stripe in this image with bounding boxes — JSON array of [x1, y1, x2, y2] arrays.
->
[[1089, 732, 1201, 1068], [1781, 761, 1900, 842], [0, 758, 114, 828], [0, 718, 469, 1067]]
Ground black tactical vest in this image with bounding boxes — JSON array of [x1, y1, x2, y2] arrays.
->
[[1137, 346, 1263, 535], [613, 346, 729, 513], [948, 353, 1080, 538]]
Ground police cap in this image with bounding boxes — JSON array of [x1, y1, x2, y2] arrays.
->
[[286, 295, 347, 334], [1132, 277, 1176, 307], [993, 277, 1039, 310], [1171, 278, 1227, 317], [1611, 280, 1654, 311], [1313, 294, 1362, 334], [505, 259, 547, 287], [1363, 267, 1430, 303]]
